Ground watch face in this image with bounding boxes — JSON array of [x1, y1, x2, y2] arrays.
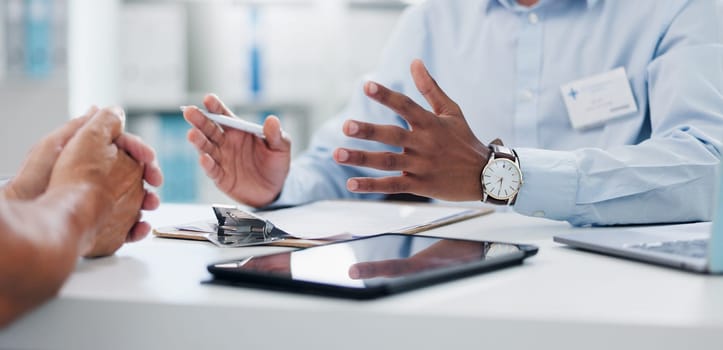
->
[[482, 158, 522, 200]]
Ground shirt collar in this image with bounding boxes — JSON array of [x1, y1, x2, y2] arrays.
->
[[486, 0, 600, 12]]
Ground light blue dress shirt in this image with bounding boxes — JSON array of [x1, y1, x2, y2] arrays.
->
[[275, 0, 723, 226]]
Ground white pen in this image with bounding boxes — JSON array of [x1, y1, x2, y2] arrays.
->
[[180, 106, 289, 140]]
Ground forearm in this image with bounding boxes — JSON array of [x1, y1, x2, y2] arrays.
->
[[0, 184, 104, 327], [514, 128, 721, 226]]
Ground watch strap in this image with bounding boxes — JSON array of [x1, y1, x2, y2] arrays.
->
[[489, 144, 516, 162]]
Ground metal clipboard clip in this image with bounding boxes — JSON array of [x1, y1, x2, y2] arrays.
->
[[209, 204, 287, 247]]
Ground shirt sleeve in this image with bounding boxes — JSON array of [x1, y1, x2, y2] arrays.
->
[[514, 0, 723, 226], [274, 4, 433, 207]]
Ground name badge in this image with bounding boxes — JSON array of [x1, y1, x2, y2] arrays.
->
[[560, 67, 638, 130]]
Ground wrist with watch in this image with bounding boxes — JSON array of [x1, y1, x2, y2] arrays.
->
[[480, 144, 523, 206]]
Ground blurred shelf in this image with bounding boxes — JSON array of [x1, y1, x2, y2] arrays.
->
[[349, 0, 409, 10], [122, 0, 409, 10], [123, 0, 314, 6], [0, 75, 67, 90], [124, 92, 312, 116]]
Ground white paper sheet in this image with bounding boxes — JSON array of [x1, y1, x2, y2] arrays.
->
[[256, 200, 488, 240]]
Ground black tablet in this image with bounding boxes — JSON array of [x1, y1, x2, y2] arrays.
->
[[207, 233, 538, 299]]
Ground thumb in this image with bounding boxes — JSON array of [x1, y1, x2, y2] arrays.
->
[[262, 115, 290, 152], [75, 107, 125, 146]]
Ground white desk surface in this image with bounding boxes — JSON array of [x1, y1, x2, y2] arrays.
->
[[2, 203, 723, 349]]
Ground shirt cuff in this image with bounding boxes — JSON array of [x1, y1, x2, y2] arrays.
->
[[513, 148, 578, 221]]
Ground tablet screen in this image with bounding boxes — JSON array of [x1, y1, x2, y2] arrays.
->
[[208, 234, 532, 290]]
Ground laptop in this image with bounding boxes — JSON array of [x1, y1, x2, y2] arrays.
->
[[554, 172, 723, 274]]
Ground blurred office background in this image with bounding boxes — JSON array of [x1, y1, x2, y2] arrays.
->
[[0, 0, 413, 203], [0, 0, 721, 204]]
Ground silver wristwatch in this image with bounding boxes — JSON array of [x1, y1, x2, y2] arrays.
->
[[480, 144, 523, 205]]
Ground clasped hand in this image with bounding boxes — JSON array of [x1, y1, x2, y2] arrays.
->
[[3, 107, 163, 257]]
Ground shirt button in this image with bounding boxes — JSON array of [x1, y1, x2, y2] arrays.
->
[[528, 12, 539, 24], [520, 89, 534, 101], [532, 210, 546, 218]]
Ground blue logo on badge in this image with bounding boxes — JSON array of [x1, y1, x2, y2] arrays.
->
[[568, 88, 579, 100]]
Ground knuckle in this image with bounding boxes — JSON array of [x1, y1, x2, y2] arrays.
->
[[357, 152, 368, 165], [377, 89, 389, 104], [200, 136, 211, 151], [98, 106, 114, 115], [388, 180, 408, 193], [394, 128, 408, 145], [401, 96, 416, 113], [99, 107, 123, 121], [451, 102, 462, 114], [358, 123, 375, 139], [382, 153, 397, 169], [419, 157, 434, 172]]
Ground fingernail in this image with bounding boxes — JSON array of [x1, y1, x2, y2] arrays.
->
[[367, 82, 378, 95], [347, 121, 359, 135], [348, 179, 359, 191], [337, 149, 349, 162]]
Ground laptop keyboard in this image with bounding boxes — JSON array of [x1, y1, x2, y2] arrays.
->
[[629, 239, 709, 259]]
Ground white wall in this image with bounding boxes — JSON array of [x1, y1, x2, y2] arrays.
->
[[0, 0, 68, 177], [0, 79, 68, 177]]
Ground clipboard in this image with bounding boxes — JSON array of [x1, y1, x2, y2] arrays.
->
[[153, 204, 327, 248], [153, 200, 493, 248], [152, 228, 326, 248]]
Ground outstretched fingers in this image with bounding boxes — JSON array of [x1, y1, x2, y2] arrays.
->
[[364, 81, 433, 128], [410, 59, 459, 116], [341, 120, 410, 147], [334, 149, 408, 172], [346, 176, 419, 194]]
